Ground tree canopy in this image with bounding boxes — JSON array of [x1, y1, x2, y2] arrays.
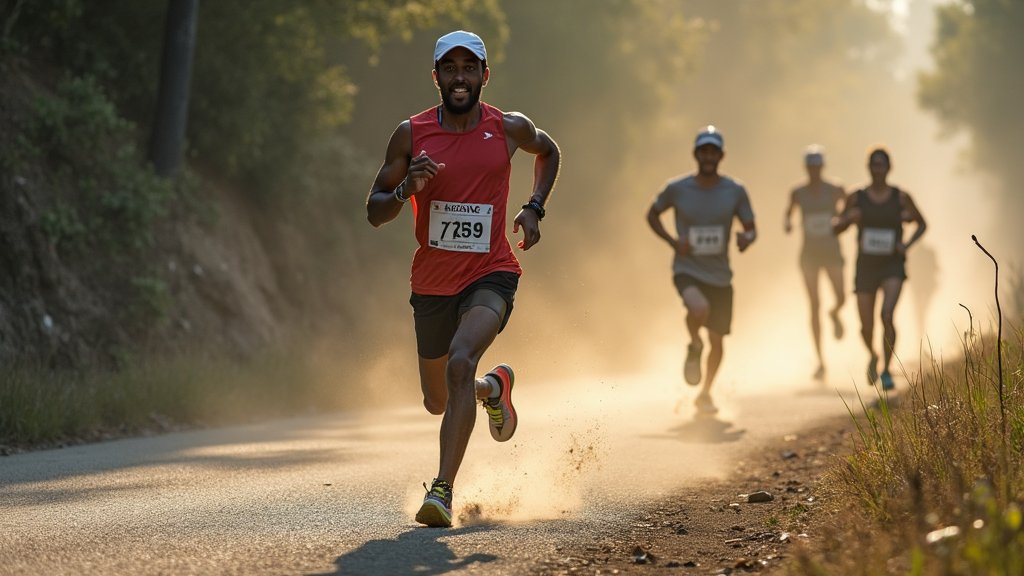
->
[[918, 0, 1024, 218]]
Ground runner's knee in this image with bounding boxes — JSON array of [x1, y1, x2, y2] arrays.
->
[[880, 308, 895, 326], [445, 351, 478, 392], [808, 298, 821, 314], [687, 302, 710, 320]]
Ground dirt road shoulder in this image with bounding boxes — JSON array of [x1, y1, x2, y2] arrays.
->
[[531, 414, 856, 575]]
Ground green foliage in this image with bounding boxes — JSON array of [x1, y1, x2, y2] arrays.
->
[[2, 0, 506, 195], [186, 0, 505, 192], [39, 199, 86, 247], [919, 0, 1024, 219], [829, 320, 1024, 573], [129, 274, 172, 323], [27, 74, 172, 251], [673, 0, 898, 149], [953, 483, 1024, 574]]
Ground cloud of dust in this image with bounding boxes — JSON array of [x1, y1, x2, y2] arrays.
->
[[489, 0, 1013, 395], [401, 373, 746, 525], [304, 1, 1024, 526]]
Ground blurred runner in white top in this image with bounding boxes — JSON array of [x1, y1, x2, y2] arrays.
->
[[784, 145, 846, 381]]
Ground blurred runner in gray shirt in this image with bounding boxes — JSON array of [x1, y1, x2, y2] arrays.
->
[[647, 126, 757, 415]]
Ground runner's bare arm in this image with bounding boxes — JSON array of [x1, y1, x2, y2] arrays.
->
[[366, 122, 413, 227], [647, 203, 689, 257], [504, 112, 560, 251], [784, 189, 798, 234], [834, 184, 846, 206], [899, 191, 927, 251], [832, 191, 860, 234], [736, 219, 757, 252], [366, 122, 447, 227]]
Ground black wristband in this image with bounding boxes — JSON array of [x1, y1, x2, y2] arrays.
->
[[522, 200, 545, 220], [391, 182, 407, 204]]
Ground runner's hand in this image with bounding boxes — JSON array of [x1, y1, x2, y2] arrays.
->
[[513, 209, 541, 250], [736, 231, 755, 252], [406, 150, 445, 195], [844, 207, 862, 225], [674, 238, 691, 257]]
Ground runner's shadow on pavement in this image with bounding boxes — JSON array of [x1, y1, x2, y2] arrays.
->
[[792, 381, 861, 401], [312, 524, 498, 576], [665, 414, 746, 444]]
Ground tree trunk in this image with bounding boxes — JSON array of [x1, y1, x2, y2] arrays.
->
[[149, 0, 198, 178]]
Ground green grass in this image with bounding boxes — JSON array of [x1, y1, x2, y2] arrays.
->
[[0, 349, 347, 449], [789, 322, 1024, 575], [785, 239, 1024, 575]]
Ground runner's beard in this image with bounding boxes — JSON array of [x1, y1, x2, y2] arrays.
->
[[698, 162, 719, 176], [441, 85, 482, 115]]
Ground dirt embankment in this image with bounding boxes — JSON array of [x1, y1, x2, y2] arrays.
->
[[0, 70, 378, 371], [1, 173, 290, 367]]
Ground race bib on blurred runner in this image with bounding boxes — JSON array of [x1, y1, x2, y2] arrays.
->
[[688, 225, 725, 255], [862, 228, 896, 255], [803, 213, 833, 237], [428, 201, 492, 253]]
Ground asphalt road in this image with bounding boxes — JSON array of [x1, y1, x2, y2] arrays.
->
[[0, 372, 868, 575]]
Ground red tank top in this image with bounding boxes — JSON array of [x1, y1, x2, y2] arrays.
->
[[408, 102, 522, 295]]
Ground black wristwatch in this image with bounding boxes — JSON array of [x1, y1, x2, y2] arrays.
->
[[394, 180, 410, 203], [521, 200, 545, 220]]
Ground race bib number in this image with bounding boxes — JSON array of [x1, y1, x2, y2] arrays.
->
[[428, 201, 492, 253], [862, 228, 896, 255], [803, 213, 834, 237], [688, 225, 726, 256]]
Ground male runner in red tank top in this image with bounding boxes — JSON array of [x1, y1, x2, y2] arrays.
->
[[366, 30, 560, 527]]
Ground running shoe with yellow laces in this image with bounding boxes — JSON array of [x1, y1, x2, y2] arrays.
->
[[481, 364, 517, 442], [415, 478, 453, 527]]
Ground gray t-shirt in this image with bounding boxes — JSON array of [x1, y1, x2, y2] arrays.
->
[[653, 175, 755, 286]]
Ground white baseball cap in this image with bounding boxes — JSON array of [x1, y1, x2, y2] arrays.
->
[[804, 145, 825, 166], [694, 125, 724, 150], [434, 30, 487, 63]]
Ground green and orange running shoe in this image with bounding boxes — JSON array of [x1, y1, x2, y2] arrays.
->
[[415, 478, 453, 528], [482, 364, 517, 442]]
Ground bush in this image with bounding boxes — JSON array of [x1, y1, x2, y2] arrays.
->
[[28, 74, 173, 252]]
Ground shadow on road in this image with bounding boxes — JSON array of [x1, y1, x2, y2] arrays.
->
[[666, 414, 746, 444], [313, 524, 499, 576]]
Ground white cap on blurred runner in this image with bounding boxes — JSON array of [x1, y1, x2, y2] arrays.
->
[[804, 145, 825, 166], [694, 125, 724, 150], [434, 30, 487, 63]]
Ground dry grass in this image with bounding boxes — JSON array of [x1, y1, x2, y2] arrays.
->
[[0, 346, 344, 449], [786, 321, 1024, 575]]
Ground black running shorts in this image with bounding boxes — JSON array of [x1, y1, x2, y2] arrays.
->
[[799, 245, 844, 271], [673, 273, 734, 336], [854, 255, 906, 294], [410, 271, 519, 359]]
